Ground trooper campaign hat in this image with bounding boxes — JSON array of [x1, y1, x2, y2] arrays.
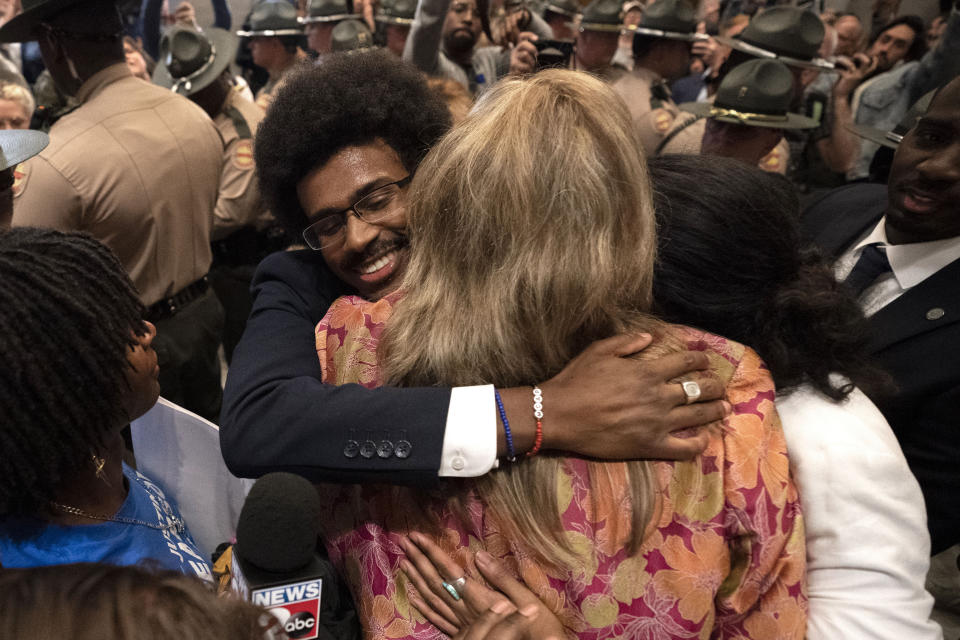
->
[[237, 0, 304, 36], [376, 0, 415, 26], [631, 0, 706, 42], [680, 58, 818, 129], [849, 90, 936, 149], [579, 0, 622, 33], [331, 19, 376, 51], [0, 0, 120, 43], [153, 26, 238, 96], [301, 0, 361, 24], [0, 129, 48, 170], [717, 7, 834, 70], [543, 0, 579, 19]]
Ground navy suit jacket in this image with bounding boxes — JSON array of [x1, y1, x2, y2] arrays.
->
[[219, 249, 452, 485], [803, 183, 960, 554]]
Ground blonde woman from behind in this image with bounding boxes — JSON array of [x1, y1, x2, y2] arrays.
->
[[313, 69, 807, 639]]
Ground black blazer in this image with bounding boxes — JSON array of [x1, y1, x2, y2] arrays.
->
[[803, 184, 960, 554], [219, 249, 452, 486]]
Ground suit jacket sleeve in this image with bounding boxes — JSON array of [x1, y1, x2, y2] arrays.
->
[[219, 249, 452, 485]]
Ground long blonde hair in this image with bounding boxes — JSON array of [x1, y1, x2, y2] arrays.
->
[[380, 70, 665, 569]]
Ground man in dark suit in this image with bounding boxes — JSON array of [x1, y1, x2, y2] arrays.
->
[[802, 75, 960, 555], [221, 50, 729, 487]]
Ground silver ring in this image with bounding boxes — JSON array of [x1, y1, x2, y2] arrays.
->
[[681, 380, 701, 404], [441, 575, 467, 601]]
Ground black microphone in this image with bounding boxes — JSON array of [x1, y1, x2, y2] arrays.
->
[[231, 472, 327, 640]]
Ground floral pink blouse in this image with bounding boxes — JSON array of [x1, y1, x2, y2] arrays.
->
[[315, 295, 807, 640]]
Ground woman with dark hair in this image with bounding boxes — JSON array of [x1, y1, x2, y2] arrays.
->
[[649, 154, 940, 640], [0, 228, 209, 579]]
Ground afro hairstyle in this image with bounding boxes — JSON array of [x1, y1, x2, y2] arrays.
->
[[254, 49, 453, 236]]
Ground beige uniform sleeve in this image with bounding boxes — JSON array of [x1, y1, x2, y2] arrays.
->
[[11, 155, 83, 231], [635, 106, 678, 156], [658, 115, 705, 156], [211, 137, 262, 242]]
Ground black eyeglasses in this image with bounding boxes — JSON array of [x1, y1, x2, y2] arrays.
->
[[302, 175, 411, 250]]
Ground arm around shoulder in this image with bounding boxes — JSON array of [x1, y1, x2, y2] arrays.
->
[[219, 250, 453, 484]]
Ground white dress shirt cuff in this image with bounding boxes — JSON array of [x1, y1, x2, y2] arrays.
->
[[439, 384, 498, 477]]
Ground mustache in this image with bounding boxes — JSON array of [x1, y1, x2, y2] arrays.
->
[[899, 177, 953, 197], [342, 235, 409, 270]]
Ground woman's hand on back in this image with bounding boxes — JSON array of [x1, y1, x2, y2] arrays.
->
[[400, 532, 566, 639]]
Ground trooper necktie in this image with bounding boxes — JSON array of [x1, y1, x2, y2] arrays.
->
[[843, 243, 892, 296]]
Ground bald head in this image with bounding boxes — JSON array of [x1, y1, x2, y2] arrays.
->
[[835, 14, 863, 57]]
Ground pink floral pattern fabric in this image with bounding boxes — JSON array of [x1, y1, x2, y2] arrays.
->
[[315, 295, 807, 640]]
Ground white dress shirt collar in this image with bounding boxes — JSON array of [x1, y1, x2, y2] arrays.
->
[[854, 217, 960, 290]]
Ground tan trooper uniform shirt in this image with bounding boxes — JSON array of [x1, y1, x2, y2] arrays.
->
[[610, 66, 680, 156], [211, 90, 266, 241], [12, 64, 222, 306]]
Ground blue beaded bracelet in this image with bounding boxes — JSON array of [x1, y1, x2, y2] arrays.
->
[[494, 389, 516, 462]]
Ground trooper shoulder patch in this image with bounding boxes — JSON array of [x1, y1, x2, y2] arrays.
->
[[233, 140, 254, 171], [653, 109, 674, 134], [12, 162, 27, 198], [759, 147, 783, 173]]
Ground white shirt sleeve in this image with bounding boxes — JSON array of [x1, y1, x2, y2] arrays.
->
[[438, 384, 499, 477], [777, 384, 943, 640]]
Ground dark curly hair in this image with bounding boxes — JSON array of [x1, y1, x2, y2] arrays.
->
[[254, 49, 453, 236], [0, 228, 147, 517], [650, 155, 891, 401]]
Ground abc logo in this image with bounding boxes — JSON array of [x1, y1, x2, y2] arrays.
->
[[285, 611, 316, 639]]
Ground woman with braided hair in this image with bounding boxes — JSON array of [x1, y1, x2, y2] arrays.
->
[[0, 227, 210, 579]]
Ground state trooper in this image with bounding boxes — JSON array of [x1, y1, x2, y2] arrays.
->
[[677, 58, 818, 167], [154, 25, 272, 364], [610, 0, 706, 154], [237, 0, 307, 110], [659, 7, 833, 175], [4, 0, 225, 421], [572, 0, 626, 78], [375, 0, 415, 57], [331, 19, 377, 53], [541, 0, 577, 40], [301, 0, 362, 55]]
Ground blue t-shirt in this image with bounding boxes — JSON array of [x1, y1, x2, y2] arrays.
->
[[0, 464, 212, 581]]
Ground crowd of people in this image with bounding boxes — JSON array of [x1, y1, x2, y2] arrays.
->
[[0, 0, 957, 638]]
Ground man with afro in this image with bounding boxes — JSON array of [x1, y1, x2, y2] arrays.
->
[[220, 49, 729, 487]]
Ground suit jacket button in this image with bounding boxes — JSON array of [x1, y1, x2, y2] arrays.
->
[[377, 440, 394, 458], [360, 440, 377, 458], [927, 307, 945, 320], [394, 440, 412, 459], [343, 440, 360, 458]]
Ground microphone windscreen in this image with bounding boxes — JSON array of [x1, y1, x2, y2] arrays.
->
[[234, 472, 322, 574]]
